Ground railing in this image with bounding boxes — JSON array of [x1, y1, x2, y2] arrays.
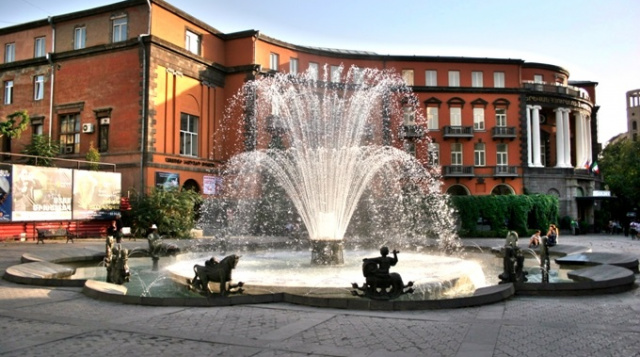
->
[[443, 126, 474, 139], [398, 124, 425, 139], [443, 165, 474, 177], [494, 166, 518, 177], [491, 126, 517, 139], [0, 152, 116, 171], [522, 81, 590, 100]]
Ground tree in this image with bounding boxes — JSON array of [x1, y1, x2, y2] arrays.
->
[[21, 135, 60, 167], [85, 141, 101, 170], [0, 110, 30, 139], [599, 138, 640, 217]]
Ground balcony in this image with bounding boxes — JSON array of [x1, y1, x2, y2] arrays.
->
[[491, 126, 517, 140], [397, 124, 425, 139], [523, 81, 590, 100], [443, 165, 474, 177], [443, 126, 473, 139], [493, 166, 518, 177]]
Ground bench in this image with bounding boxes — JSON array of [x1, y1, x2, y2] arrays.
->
[[35, 228, 74, 244]]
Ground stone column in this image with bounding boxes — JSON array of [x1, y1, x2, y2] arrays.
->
[[526, 105, 533, 167], [586, 115, 593, 165], [554, 108, 565, 167], [575, 111, 584, 168], [563, 109, 571, 168], [532, 105, 543, 167]]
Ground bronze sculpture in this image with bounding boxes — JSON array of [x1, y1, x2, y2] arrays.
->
[[498, 231, 528, 284], [187, 255, 244, 296], [351, 246, 414, 300]]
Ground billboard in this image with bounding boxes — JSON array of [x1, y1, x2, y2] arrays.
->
[[203, 175, 222, 195], [11, 164, 73, 221], [73, 170, 122, 220], [0, 164, 11, 221], [155, 171, 179, 190]]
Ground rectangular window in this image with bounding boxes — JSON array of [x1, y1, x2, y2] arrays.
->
[[330, 65, 340, 83], [404, 141, 416, 157], [451, 143, 463, 166], [471, 71, 483, 87], [74, 27, 86, 49], [32, 123, 43, 136], [448, 70, 460, 87], [352, 67, 364, 84], [426, 107, 439, 130], [450, 107, 461, 126], [34, 37, 46, 58], [269, 53, 279, 71], [290, 58, 298, 74], [112, 17, 127, 42], [4, 43, 15, 63], [533, 74, 543, 83], [180, 113, 199, 157], [403, 106, 415, 125], [185, 30, 200, 55], [495, 108, 507, 127], [425, 70, 437, 86], [34, 75, 44, 100], [4, 80, 13, 105], [497, 143, 508, 166], [473, 107, 485, 130], [308, 62, 318, 80], [494, 72, 505, 88], [428, 143, 440, 166], [474, 143, 486, 166], [59, 114, 80, 154], [99, 120, 109, 152], [402, 69, 414, 86]]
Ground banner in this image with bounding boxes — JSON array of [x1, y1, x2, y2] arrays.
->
[[0, 164, 11, 221], [155, 171, 179, 190], [203, 175, 222, 195], [11, 164, 73, 221], [72, 170, 122, 220]]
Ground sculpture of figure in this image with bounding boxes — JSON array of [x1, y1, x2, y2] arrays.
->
[[106, 245, 130, 285], [351, 246, 414, 300], [187, 255, 244, 296], [146, 224, 180, 258], [498, 231, 528, 284]]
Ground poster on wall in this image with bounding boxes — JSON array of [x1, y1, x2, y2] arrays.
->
[[11, 164, 73, 221], [72, 170, 122, 220], [155, 171, 180, 190], [203, 175, 222, 195], [0, 164, 12, 221]]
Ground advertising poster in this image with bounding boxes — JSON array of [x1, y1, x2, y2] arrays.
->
[[11, 164, 73, 221], [73, 170, 122, 220], [203, 175, 222, 195], [0, 164, 12, 221], [155, 171, 179, 190]]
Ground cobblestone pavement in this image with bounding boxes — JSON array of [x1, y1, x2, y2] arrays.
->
[[1, 234, 639, 357]]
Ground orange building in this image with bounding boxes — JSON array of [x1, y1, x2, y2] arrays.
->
[[0, 0, 600, 236]]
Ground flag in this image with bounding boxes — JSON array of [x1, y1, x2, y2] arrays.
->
[[591, 161, 599, 174], [583, 160, 590, 169]]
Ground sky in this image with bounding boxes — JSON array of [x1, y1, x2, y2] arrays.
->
[[1, 0, 639, 144]]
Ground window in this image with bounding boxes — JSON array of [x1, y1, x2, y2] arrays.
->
[[497, 143, 508, 166], [425, 70, 437, 86], [473, 108, 485, 130], [112, 16, 127, 42], [59, 114, 80, 154], [185, 30, 200, 55], [493, 72, 505, 88], [451, 143, 463, 165], [474, 143, 486, 166], [180, 113, 199, 157], [495, 108, 507, 127], [402, 69, 414, 86], [32, 122, 43, 136], [4, 43, 15, 63], [308, 62, 318, 80], [533, 74, 543, 83], [426, 107, 439, 130], [290, 58, 298, 74], [404, 141, 416, 157], [34, 75, 44, 100], [450, 107, 461, 126], [448, 70, 460, 87], [74, 27, 86, 49], [471, 71, 483, 87], [403, 106, 415, 125], [4, 80, 13, 105], [330, 65, 340, 83], [352, 67, 364, 84], [428, 142, 440, 166], [34, 37, 46, 58], [269, 53, 279, 71]]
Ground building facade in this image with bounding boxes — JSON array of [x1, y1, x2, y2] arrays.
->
[[627, 89, 640, 141], [0, 0, 600, 234]]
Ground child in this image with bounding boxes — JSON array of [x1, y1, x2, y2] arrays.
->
[[528, 230, 541, 248]]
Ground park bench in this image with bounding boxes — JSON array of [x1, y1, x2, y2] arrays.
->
[[35, 228, 74, 244]]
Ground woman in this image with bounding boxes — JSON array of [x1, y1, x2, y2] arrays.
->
[[545, 224, 558, 247]]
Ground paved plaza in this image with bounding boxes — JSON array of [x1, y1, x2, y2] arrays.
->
[[1, 234, 639, 357]]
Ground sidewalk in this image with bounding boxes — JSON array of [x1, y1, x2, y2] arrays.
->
[[1, 233, 639, 357]]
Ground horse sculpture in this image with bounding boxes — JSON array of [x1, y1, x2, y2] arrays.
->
[[351, 247, 414, 300], [188, 254, 244, 296]]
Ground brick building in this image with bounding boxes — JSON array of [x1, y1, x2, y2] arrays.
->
[[0, 0, 600, 235]]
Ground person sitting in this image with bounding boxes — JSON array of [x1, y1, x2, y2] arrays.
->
[[528, 230, 541, 248], [544, 224, 558, 247]]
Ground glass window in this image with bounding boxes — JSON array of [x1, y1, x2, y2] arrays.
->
[[448, 70, 460, 87], [494, 72, 505, 88], [402, 69, 414, 86], [474, 143, 486, 166], [4, 43, 15, 63], [330, 65, 341, 83], [352, 67, 364, 84], [473, 107, 485, 130], [533, 74, 543, 83], [180, 113, 199, 157], [404, 141, 416, 157], [428, 142, 440, 166], [403, 106, 415, 125], [471, 71, 483, 87], [427, 107, 439, 130], [495, 108, 507, 127], [34, 37, 46, 58], [185, 30, 200, 55], [34, 75, 44, 100], [99, 119, 109, 152], [112, 17, 127, 42], [32, 123, 43, 136], [59, 114, 80, 154], [425, 70, 437, 86], [450, 107, 461, 126], [451, 143, 463, 165], [269, 53, 279, 71], [308, 62, 318, 80], [497, 143, 508, 166], [74, 27, 86, 50], [4, 80, 13, 105], [290, 58, 298, 74]]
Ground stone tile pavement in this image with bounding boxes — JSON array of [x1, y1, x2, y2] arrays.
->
[[1, 234, 639, 356]]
